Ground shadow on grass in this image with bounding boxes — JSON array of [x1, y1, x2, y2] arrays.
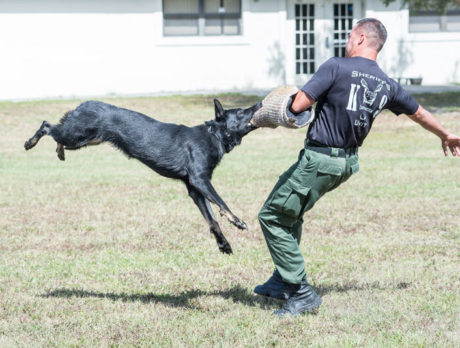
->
[[315, 280, 411, 296], [41, 281, 410, 310], [41, 285, 281, 310]]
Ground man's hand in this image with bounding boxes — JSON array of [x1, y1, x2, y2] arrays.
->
[[441, 133, 460, 157], [408, 106, 460, 157]]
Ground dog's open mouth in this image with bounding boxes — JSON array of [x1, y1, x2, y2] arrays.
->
[[249, 102, 263, 127]]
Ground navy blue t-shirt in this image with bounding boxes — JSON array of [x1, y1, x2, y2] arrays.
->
[[301, 56, 419, 148]]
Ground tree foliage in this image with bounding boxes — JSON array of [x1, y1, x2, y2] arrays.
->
[[382, 0, 460, 13]]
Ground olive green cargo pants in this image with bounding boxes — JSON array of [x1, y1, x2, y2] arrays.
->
[[258, 145, 359, 284]]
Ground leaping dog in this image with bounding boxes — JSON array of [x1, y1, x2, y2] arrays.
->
[[24, 99, 262, 254]]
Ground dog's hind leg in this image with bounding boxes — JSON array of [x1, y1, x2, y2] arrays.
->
[[24, 121, 52, 150], [56, 143, 65, 161], [186, 183, 233, 254], [188, 176, 248, 231]]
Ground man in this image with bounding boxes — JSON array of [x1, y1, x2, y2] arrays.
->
[[254, 18, 460, 317]]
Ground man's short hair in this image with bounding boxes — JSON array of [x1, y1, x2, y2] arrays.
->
[[355, 18, 387, 52]]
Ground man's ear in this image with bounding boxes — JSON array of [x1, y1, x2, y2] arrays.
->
[[214, 99, 225, 121]]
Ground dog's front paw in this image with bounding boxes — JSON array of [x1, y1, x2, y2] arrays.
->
[[232, 218, 248, 230], [219, 241, 233, 254]]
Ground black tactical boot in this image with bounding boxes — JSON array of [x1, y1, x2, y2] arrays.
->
[[273, 280, 322, 317], [254, 269, 298, 300]]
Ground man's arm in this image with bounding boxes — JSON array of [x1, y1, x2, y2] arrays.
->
[[407, 105, 460, 157], [290, 90, 316, 114], [290, 57, 338, 114]]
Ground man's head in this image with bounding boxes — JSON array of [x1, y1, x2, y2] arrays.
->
[[345, 18, 387, 58]]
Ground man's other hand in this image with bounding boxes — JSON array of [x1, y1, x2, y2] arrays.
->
[[442, 133, 460, 157]]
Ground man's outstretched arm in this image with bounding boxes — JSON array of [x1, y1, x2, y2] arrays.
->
[[408, 106, 460, 157], [290, 90, 316, 114]]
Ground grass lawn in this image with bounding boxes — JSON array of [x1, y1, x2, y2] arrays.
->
[[0, 94, 459, 347]]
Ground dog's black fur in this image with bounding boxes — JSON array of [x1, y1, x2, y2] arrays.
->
[[24, 99, 262, 254]]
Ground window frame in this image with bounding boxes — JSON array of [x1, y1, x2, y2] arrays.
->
[[162, 0, 242, 37], [333, 3, 354, 58], [295, 3, 315, 75], [409, 7, 460, 33]]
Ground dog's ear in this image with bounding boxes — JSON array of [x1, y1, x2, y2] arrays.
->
[[214, 99, 225, 121]]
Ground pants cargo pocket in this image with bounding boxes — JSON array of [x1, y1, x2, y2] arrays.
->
[[260, 150, 315, 226], [266, 178, 311, 226], [342, 155, 359, 184], [317, 160, 345, 192], [281, 179, 311, 218]]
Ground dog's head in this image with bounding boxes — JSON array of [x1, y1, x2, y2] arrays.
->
[[213, 99, 262, 136]]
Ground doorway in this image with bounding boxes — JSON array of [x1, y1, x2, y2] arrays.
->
[[288, 0, 362, 85]]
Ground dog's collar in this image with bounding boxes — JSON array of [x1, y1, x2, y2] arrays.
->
[[205, 122, 235, 153]]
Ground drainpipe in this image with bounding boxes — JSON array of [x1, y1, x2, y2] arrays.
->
[[361, 0, 366, 18]]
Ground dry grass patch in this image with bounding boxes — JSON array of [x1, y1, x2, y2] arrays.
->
[[0, 95, 459, 347]]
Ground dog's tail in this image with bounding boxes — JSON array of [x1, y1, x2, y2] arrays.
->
[[24, 110, 73, 151], [24, 120, 52, 151], [24, 117, 69, 161]]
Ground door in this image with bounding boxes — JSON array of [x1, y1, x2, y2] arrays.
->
[[287, 0, 362, 86]]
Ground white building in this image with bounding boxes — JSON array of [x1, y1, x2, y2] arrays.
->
[[1, 0, 459, 100]]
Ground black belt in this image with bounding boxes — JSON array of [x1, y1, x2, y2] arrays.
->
[[305, 140, 357, 158]]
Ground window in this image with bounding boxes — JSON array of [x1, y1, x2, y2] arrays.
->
[[295, 4, 315, 75], [163, 0, 242, 36], [333, 3, 353, 57], [409, 4, 460, 32]]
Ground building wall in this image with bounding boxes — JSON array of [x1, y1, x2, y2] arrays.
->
[[0, 0, 288, 100], [1, 0, 459, 100], [368, 0, 460, 84]]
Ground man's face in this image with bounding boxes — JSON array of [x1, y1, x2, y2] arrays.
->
[[345, 27, 361, 57]]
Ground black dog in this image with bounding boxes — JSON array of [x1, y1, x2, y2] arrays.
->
[[24, 99, 261, 254]]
